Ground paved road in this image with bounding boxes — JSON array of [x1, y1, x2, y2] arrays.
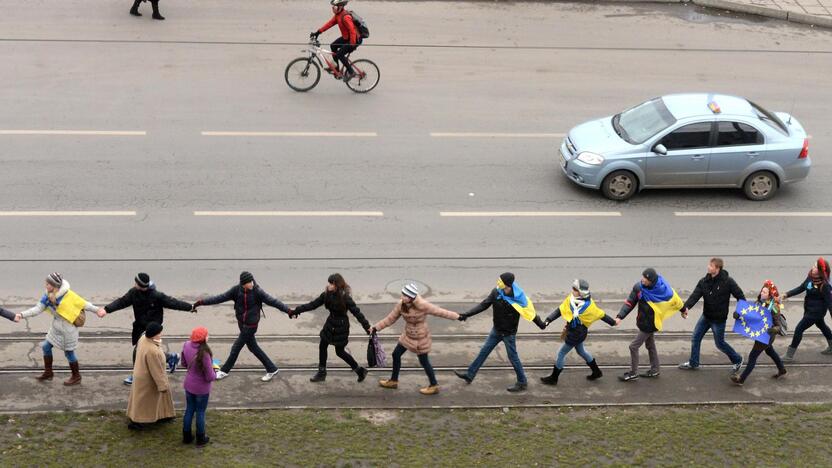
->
[[1, 0, 832, 409]]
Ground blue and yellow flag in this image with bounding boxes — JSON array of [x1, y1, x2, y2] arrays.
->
[[732, 300, 773, 344], [497, 282, 536, 322], [558, 297, 606, 328], [639, 276, 683, 332]]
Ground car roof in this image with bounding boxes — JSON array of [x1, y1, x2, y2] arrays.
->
[[661, 93, 755, 120]]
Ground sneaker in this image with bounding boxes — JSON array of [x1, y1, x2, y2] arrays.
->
[[215, 370, 229, 380], [261, 369, 280, 382], [678, 361, 699, 370], [618, 371, 639, 382], [639, 369, 660, 378], [378, 379, 398, 389], [730, 374, 743, 386], [419, 385, 439, 395], [732, 358, 744, 374], [123, 375, 133, 386], [506, 382, 527, 393], [453, 370, 472, 384]]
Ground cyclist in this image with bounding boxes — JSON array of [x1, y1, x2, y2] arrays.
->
[[311, 0, 361, 82]]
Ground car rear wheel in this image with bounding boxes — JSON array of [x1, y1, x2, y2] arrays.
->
[[601, 170, 638, 201], [743, 171, 778, 201]]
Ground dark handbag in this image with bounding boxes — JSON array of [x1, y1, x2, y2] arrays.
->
[[777, 308, 788, 337], [367, 332, 386, 368]]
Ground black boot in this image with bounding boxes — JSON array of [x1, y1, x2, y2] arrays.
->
[[196, 433, 210, 448], [533, 315, 547, 330], [310, 367, 327, 382], [540, 366, 562, 385], [586, 359, 603, 381], [183, 430, 193, 444], [356, 366, 368, 383], [129, 0, 142, 16], [151, 0, 164, 20]]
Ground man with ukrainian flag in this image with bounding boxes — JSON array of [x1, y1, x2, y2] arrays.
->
[[616, 268, 684, 382], [454, 272, 545, 392]]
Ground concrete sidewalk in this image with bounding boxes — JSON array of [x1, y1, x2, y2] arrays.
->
[[693, 0, 832, 27]]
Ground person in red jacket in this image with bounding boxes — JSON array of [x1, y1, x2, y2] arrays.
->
[[311, 0, 362, 81]]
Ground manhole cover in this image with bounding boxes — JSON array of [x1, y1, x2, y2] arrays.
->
[[384, 279, 431, 299]]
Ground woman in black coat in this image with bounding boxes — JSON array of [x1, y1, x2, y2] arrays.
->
[[293, 273, 371, 383], [782, 257, 832, 361]]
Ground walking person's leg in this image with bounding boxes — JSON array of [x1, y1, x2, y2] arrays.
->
[[63, 349, 81, 386], [502, 334, 527, 391], [623, 332, 648, 380], [461, 328, 501, 381], [219, 326, 248, 374], [311, 339, 329, 382], [785, 316, 814, 361], [37, 340, 54, 381], [541, 343, 571, 385], [574, 342, 594, 364], [577, 342, 603, 380], [644, 332, 660, 375], [683, 316, 709, 369], [150, 0, 164, 20], [417, 353, 438, 392], [129, 0, 142, 16], [183, 391, 196, 443], [335, 344, 368, 382], [765, 346, 787, 378], [736, 343, 765, 383], [242, 328, 279, 378], [380, 344, 406, 388], [711, 319, 743, 371]]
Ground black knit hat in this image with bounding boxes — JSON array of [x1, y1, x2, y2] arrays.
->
[[135, 273, 151, 288], [642, 268, 658, 285], [500, 272, 515, 287], [145, 321, 163, 338], [240, 271, 254, 285]]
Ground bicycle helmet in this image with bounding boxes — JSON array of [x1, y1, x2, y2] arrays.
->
[[330, 0, 349, 6]]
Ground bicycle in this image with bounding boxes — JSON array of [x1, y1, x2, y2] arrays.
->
[[285, 38, 380, 93]]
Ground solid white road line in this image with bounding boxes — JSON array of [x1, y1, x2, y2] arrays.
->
[[0, 130, 145, 136], [193, 211, 384, 217], [201, 131, 377, 137], [0, 211, 136, 216], [440, 211, 621, 217], [430, 132, 565, 138], [675, 212, 832, 217]]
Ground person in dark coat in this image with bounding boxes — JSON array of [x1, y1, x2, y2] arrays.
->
[[193, 271, 291, 382], [130, 0, 165, 20], [292, 273, 371, 383], [454, 272, 546, 393], [781, 257, 832, 361], [1, 306, 17, 322], [678, 258, 745, 373], [731, 280, 787, 385], [98, 273, 194, 385]]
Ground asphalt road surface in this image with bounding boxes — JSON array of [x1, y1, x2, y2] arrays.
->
[[1, 0, 831, 410]]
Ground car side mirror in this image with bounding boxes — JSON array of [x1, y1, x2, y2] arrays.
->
[[653, 144, 667, 155]]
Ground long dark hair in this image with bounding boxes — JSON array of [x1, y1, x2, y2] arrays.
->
[[194, 341, 213, 377], [328, 273, 351, 309]]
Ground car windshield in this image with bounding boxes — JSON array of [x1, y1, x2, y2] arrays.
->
[[748, 100, 788, 135], [612, 98, 677, 144]]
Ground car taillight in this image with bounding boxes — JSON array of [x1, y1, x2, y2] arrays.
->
[[799, 138, 809, 159]]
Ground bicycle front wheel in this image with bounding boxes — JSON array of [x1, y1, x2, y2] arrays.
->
[[346, 59, 380, 93], [285, 58, 321, 92]]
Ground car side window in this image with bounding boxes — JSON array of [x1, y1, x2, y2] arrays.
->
[[660, 122, 712, 151], [716, 121, 764, 146]]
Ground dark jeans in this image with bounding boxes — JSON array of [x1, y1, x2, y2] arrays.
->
[[790, 316, 832, 348], [739, 336, 785, 382], [689, 316, 742, 367], [221, 324, 277, 373], [183, 391, 210, 435], [331, 36, 362, 73], [390, 343, 437, 386], [318, 339, 359, 370], [466, 328, 527, 384]]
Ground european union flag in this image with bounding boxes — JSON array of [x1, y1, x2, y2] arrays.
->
[[732, 300, 773, 344]]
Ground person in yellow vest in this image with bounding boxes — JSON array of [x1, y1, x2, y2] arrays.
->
[[16, 273, 99, 386], [540, 279, 617, 385]]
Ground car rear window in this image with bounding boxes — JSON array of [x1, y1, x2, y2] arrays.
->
[[748, 100, 788, 136], [716, 121, 764, 146], [613, 98, 677, 145]]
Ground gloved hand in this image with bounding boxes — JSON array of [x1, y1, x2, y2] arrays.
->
[[193, 299, 204, 308], [732, 311, 741, 320], [310, 31, 320, 38], [457, 314, 467, 322], [768, 326, 781, 335], [544, 319, 551, 327], [364, 326, 371, 335]]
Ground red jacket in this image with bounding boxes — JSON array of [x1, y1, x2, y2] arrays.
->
[[317, 10, 358, 45]]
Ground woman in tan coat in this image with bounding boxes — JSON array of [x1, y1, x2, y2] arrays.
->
[[370, 283, 459, 395], [127, 321, 174, 430]]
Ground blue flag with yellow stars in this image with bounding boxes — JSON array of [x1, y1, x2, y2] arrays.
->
[[732, 300, 773, 344]]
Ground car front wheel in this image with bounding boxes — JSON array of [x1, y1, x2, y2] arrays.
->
[[601, 170, 638, 201], [743, 171, 778, 201]]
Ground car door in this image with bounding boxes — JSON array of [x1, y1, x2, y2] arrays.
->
[[644, 121, 714, 187], [707, 121, 766, 186]]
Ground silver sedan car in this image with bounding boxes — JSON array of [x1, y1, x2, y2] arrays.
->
[[558, 94, 810, 200]]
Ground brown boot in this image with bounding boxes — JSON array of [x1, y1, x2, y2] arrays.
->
[[64, 361, 81, 386], [36, 355, 54, 381]]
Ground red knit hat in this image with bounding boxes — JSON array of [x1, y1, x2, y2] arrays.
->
[[190, 327, 209, 343], [817, 257, 830, 281]]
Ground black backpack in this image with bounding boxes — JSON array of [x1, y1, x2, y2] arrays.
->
[[349, 10, 370, 39]]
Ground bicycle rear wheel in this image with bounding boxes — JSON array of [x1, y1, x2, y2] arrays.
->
[[345, 59, 380, 93], [285, 58, 321, 92]]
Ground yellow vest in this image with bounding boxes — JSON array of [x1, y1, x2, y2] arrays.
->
[[47, 290, 87, 324], [558, 297, 606, 328]]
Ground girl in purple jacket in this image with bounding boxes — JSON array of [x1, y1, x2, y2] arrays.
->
[[180, 327, 216, 447]]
